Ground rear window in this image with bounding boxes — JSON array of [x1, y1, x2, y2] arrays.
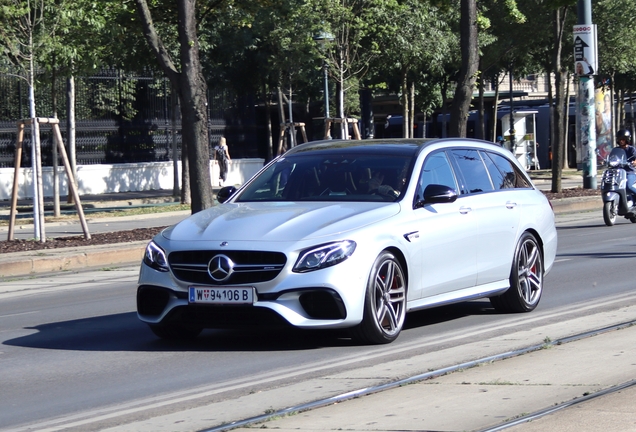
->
[[450, 149, 494, 194], [482, 151, 532, 189]]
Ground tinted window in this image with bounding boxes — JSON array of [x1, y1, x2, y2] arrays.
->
[[416, 152, 457, 201], [451, 149, 494, 194], [483, 151, 532, 189]]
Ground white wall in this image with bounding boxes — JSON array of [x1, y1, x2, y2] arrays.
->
[[0, 158, 265, 200]]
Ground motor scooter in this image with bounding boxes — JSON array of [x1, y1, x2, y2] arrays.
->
[[601, 146, 636, 226]]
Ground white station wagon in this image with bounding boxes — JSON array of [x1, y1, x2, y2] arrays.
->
[[137, 138, 557, 344]]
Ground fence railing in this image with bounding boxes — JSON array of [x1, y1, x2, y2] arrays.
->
[[0, 70, 233, 168]]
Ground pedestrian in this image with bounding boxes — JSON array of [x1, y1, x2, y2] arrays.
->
[[576, 58, 594, 76], [214, 136, 231, 186]]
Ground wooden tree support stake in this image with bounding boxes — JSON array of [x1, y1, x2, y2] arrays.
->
[[8, 118, 91, 241], [277, 122, 308, 156], [324, 118, 361, 140]]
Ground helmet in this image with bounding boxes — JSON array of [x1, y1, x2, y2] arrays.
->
[[617, 128, 631, 144]]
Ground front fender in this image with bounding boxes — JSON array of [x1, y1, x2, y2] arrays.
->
[[602, 191, 620, 205]]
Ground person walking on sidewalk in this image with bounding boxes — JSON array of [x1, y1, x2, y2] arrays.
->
[[214, 136, 231, 186], [616, 128, 636, 197]]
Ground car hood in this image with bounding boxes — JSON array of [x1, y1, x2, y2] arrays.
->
[[161, 201, 400, 243]]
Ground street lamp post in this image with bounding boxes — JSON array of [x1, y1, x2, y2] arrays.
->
[[313, 31, 334, 138]]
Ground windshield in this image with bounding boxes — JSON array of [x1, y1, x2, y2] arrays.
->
[[608, 146, 628, 164], [235, 152, 414, 202]]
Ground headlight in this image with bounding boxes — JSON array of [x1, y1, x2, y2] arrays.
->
[[608, 155, 622, 168], [293, 241, 357, 273], [143, 241, 169, 272]]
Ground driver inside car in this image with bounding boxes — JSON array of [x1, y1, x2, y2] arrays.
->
[[369, 171, 400, 198]]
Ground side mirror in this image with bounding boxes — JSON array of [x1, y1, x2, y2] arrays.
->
[[415, 184, 458, 208], [217, 186, 238, 203]]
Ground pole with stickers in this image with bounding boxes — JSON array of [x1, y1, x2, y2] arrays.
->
[[575, 0, 598, 189]]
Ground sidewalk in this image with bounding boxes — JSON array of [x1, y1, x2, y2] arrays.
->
[[229, 323, 636, 432], [99, 305, 636, 432]]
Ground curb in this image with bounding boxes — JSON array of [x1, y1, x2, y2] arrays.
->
[[549, 195, 601, 213], [0, 241, 147, 279], [0, 196, 601, 281]]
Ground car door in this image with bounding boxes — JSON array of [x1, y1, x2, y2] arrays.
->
[[450, 149, 522, 287], [410, 150, 478, 299]]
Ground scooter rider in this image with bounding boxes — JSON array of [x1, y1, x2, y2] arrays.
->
[[616, 128, 636, 198]]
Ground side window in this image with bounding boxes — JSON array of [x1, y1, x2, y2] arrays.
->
[[417, 152, 457, 200], [450, 149, 494, 194], [483, 151, 531, 189], [417, 151, 457, 199]]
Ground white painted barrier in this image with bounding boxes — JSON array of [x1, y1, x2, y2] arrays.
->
[[0, 158, 265, 200]]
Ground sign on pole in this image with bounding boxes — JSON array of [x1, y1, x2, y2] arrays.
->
[[573, 24, 597, 76]]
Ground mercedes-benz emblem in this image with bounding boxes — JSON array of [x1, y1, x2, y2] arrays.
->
[[208, 254, 235, 282]]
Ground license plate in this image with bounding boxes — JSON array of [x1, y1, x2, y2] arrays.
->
[[189, 287, 254, 305]]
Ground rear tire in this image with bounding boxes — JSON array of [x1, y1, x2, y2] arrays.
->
[[603, 201, 617, 226], [490, 232, 543, 313], [351, 251, 406, 344], [148, 323, 202, 340]]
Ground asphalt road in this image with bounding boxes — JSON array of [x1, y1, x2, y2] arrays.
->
[[1, 211, 635, 431]]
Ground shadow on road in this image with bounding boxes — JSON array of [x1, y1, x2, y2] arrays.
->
[[405, 300, 496, 331], [4, 301, 499, 352]]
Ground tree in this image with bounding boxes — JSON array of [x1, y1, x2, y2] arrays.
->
[[371, 0, 455, 138], [449, 0, 479, 137], [478, 0, 529, 142], [311, 0, 385, 137], [135, 0, 213, 213], [0, 0, 59, 239]]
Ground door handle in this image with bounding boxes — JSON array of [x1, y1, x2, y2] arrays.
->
[[505, 201, 518, 209], [459, 206, 472, 214]]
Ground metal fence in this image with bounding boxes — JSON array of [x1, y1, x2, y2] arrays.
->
[[0, 69, 247, 168]]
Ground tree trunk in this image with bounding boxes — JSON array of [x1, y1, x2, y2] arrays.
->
[[491, 73, 501, 142], [410, 81, 415, 137], [477, 64, 485, 140], [563, 73, 571, 169], [135, 0, 212, 213], [441, 79, 450, 138], [550, 7, 568, 193], [66, 75, 77, 204], [52, 64, 60, 217], [276, 86, 286, 154], [401, 68, 409, 138], [449, 0, 479, 138], [170, 87, 180, 199], [181, 140, 191, 205], [264, 83, 273, 162]]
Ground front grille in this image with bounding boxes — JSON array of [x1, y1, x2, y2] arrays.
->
[[168, 250, 287, 285]]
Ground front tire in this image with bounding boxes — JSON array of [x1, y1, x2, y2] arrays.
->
[[490, 232, 543, 313], [351, 251, 406, 344], [603, 201, 617, 226]]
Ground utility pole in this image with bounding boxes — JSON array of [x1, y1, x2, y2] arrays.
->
[[575, 0, 597, 189]]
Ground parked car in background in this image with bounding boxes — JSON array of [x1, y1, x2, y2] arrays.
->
[[137, 138, 557, 344]]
